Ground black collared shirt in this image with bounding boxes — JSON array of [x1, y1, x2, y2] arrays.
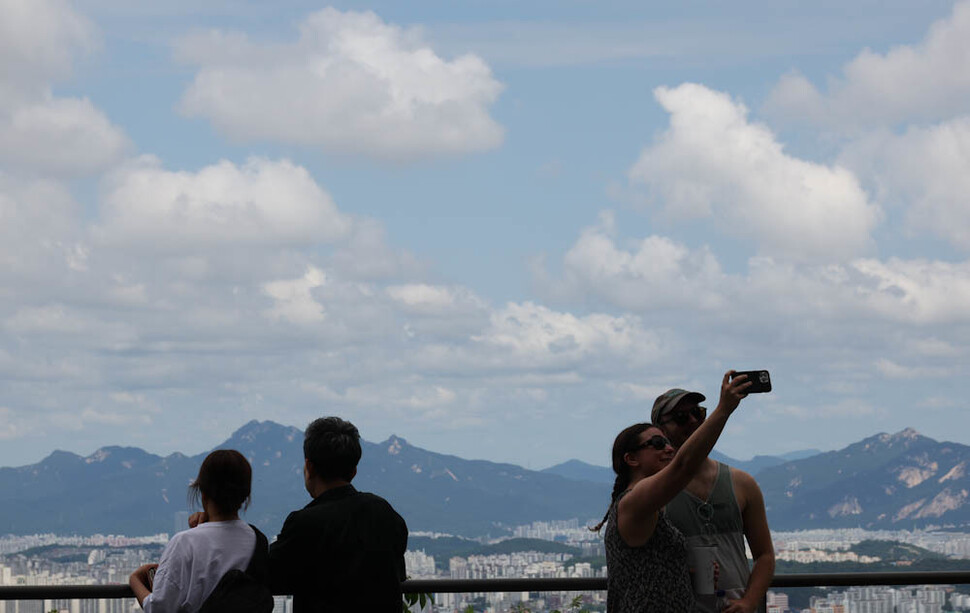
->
[[269, 484, 408, 613]]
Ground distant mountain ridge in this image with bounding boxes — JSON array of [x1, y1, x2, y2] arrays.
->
[[1, 424, 968, 537], [0, 420, 609, 538], [759, 428, 970, 530]]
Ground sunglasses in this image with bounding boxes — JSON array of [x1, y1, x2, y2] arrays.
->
[[634, 435, 672, 451], [664, 406, 707, 426]]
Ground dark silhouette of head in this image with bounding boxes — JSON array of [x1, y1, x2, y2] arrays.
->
[[304, 416, 362, 482], [189, 449, 252, 515]]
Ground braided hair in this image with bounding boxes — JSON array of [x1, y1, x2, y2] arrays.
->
[[589, 422, 655, 532]]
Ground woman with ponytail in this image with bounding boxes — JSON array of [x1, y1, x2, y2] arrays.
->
[[129, 449, 271, 613], [593, 371, 751, 613]]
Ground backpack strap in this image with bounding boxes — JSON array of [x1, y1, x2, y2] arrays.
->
[[245, 525, 271, 584]]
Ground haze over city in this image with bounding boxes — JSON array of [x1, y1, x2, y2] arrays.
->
[[3, 0, 970, 470]]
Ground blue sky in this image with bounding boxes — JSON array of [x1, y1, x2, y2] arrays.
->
[[2, 0, 970, 470]]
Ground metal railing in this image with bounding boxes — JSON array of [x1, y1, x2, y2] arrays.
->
[[2, 571, 970, 601]]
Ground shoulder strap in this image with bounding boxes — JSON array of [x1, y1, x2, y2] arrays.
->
[[245, 525, 271, 583]]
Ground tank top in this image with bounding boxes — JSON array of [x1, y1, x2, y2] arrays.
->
[[605, 491, 694, 613], [665, 462, 758, 613]]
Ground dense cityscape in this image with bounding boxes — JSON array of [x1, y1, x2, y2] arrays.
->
[[3, 520, 970, 612]]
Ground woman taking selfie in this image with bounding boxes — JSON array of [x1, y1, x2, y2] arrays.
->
[[593, 371, 750, 612], [128, 449, 270, 613]]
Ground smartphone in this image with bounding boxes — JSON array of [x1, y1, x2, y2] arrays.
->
[[732, 370, 772, 393], [147, 567, 156, 589]]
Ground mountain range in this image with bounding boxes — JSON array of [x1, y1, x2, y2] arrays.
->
[[0, 420, 609, 538], [0, 422, 967, 537]]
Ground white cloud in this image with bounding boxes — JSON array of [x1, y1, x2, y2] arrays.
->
[[741, 256, 970, 326], [851, 257, 970, 324], [840, 118, 970, 250], [550, 212, 726, 310], [543, 217, 970, 327], [0, 0, 97, 98], [473, 301, 663, 367], [0, 0, 125, 177], [176, 8, 504, 159], [765, 1, 970, 128], [96, 157, 352, 249], [386, 283, 486, 316], [262, 266, 327, 324], [0, 96, 128, 175], [629, 83, 879, 260]]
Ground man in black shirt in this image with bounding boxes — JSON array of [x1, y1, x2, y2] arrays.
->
[[268, 416, 408, 612]]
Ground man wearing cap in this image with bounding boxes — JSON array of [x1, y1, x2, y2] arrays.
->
[[653, 388, 775, 613]]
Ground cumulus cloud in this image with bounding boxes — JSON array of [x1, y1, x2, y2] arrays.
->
[[542, 216, 970, 329], [0, 96, 128, 175], [734, 255, 970, 326], [472, 301, 663, 368], [546, 211, 726, 310], [765, 1, 970, 128], [176, 8, 504, 159], [840, 118, 970, 250], [0, 0, 127, 176], [96, 157, 352, 249], [629, 83, 879, 260], [851, 257, 970, 324], [0, 0, 97, 98], [386, 283, 487, 316], [262, 266, 327, 324]]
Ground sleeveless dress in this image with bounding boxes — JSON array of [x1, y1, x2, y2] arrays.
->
[[666, 462, 759, 613], [605, 491, 695, 613]]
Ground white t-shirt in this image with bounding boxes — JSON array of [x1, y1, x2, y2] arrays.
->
[[144, 519, 256, 613]]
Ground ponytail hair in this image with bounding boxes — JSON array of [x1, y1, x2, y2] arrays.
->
[[589, 423, 654, 532]]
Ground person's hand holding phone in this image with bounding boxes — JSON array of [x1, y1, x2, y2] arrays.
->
[[720, 370, 751, 414]]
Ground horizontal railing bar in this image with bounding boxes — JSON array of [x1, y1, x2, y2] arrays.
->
[[771, 571, 970, 588], [2, 572, 969, 600]]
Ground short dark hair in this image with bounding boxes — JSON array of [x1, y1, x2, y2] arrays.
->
[[188, 449, 252, 514], [304, 417, 361, 481]]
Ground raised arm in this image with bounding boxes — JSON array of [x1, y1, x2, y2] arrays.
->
[[618, 371, 749, 545]]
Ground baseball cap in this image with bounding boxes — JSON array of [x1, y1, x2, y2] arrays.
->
[[651, 388, 706, 424]]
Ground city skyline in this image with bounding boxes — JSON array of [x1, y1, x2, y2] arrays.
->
[[3, 0, 970, 470]]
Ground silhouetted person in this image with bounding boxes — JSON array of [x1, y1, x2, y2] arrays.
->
[[130, 450, 271, 613], [593, 372, 750, 613], [268, 416, 408, 612], [654, 387, 775, 613]]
